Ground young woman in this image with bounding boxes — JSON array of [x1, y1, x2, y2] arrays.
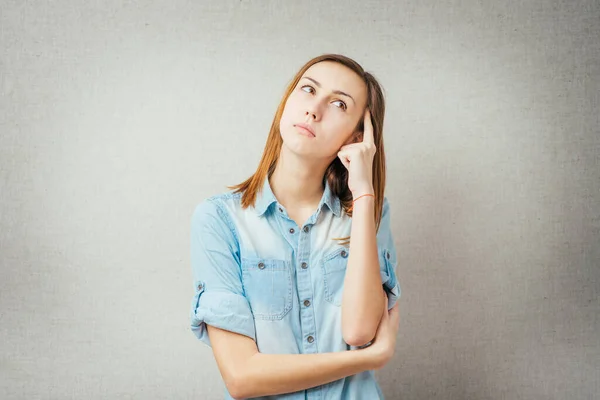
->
[[189, 54, 402, 399]]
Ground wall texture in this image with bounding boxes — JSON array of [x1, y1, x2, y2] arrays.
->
[[1, 0, 598, 399]]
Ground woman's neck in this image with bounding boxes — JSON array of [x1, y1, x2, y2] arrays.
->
[[269, 149, 331, 212]]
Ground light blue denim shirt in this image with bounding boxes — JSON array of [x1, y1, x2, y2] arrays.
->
[[189, 176, 401, 400]]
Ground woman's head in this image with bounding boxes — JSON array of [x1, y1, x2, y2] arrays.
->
[[230, 54, 388, 237], [279, 60, 369, 160]]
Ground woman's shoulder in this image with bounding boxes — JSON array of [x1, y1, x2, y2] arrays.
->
[[191, 189, 242, 222], [193, 188, 243, 211]]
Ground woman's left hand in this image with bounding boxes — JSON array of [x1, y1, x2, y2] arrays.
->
[[337, 109, 376, 197]]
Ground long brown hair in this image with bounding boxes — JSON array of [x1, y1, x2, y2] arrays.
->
[[227, 54, 387, 244]]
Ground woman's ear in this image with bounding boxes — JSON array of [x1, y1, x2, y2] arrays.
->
[[344, 115, 366, 145], [357, 119, 365, 134], [354, 114, 365, 142], [353, 129, 364, 143], [343, 130, 361, 146]]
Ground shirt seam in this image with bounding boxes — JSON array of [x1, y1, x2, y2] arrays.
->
[[207, 196, 241, 255]]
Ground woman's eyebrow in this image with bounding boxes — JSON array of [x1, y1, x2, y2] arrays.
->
[[301, 76, 356, 105]]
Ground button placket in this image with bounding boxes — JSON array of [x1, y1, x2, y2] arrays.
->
[[296, 219, 317, 354]]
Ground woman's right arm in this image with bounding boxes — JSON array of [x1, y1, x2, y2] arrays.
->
[[209, 292, 400, 400], [208, 325, 378, 400]]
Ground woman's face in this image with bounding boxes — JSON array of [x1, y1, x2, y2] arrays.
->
[[279, 61, 368, 160]]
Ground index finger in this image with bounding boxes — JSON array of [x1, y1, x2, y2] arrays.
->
[[362, 109, 374, 145]]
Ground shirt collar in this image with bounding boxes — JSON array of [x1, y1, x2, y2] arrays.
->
[[255, 175, 341, 218]]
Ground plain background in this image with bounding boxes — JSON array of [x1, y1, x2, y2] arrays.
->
[[1, 0, 598, 399]]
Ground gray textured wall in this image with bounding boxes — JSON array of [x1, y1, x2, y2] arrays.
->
[[1, 1, 598, 399]]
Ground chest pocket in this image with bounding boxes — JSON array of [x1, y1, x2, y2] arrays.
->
[[241, 257, 293, 320], [322, 247, 395, 307], [321, 247, 350, 306]]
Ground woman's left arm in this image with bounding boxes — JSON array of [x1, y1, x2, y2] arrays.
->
[[336, 109, 387, 347]]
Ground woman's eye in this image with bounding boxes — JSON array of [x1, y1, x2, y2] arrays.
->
[[301, 85, 314, 93], [333, 100, 347, 111]]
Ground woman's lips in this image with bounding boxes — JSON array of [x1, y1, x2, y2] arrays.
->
[[294, 124, 316, 137]]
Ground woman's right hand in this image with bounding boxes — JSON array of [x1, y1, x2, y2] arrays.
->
[[364, 291, 401, 369]]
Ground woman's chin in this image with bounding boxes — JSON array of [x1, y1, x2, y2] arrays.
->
[[281, 137, 319, 157]]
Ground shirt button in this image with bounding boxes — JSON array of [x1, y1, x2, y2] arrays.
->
[[303, 299, 311, 307], [303, 226, 309, 233], [307, 336, 314, 343], [197, 284, 203, 291], [289, 228, 295, 234], [386, 251, 391, 259], [301, 262, 308, 269], [258, 262, 265, 270], [341, 250, 348, 258], [278, 207, 283, 212]]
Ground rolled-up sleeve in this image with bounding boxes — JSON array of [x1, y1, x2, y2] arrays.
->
[[377, 197, 402, 310], [189, 199, 256, 347]]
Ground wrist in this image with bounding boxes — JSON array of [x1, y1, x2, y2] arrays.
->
[[351, 187, 374, 199], [350, 193, 375, 209], [347, 190, 375, 213]]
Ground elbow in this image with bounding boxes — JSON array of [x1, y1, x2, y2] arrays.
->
[[343, 330, 375, 348], [226, 373, 247, 400], [342, 317, 377, 348], [223, 364, 249, 400]]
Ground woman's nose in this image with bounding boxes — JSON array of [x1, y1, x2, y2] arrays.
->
[[305, 102, 320, 120]]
